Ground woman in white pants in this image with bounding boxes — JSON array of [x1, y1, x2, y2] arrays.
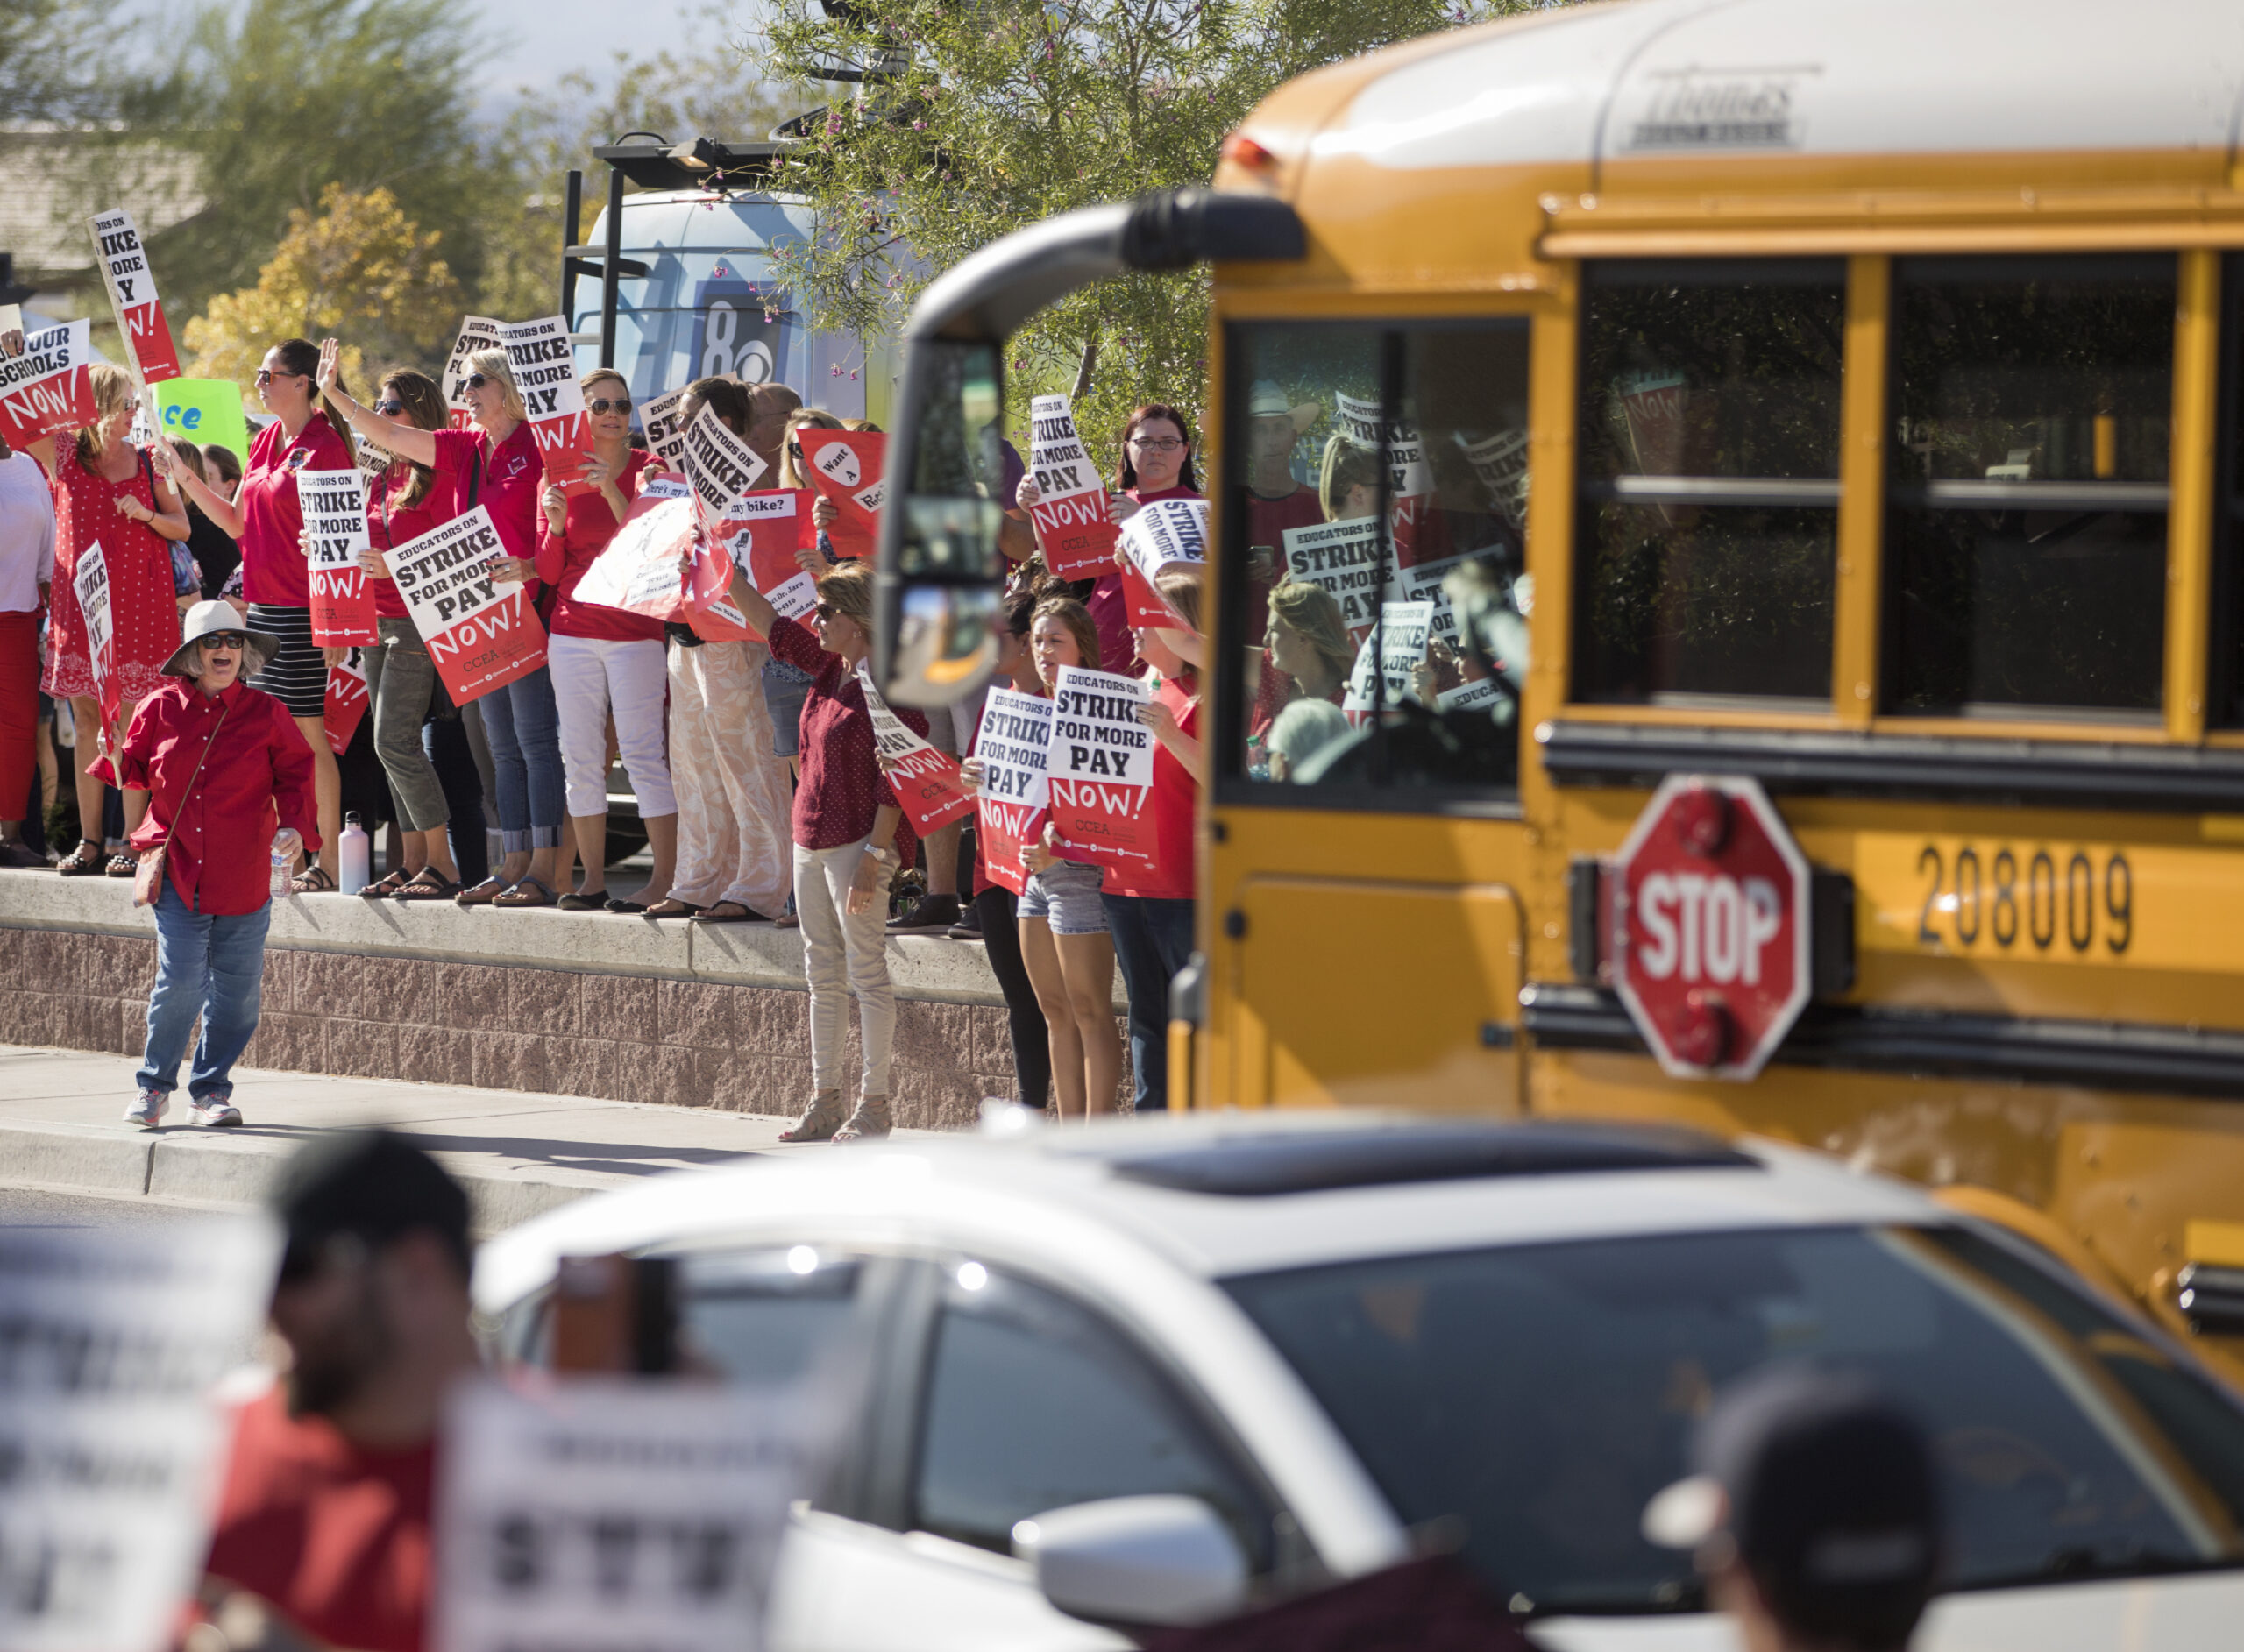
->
[[535, 369, 677, 911], [642, 377, 793, 925]]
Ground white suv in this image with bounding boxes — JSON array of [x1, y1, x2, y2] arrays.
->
[[475, 1112, 2244, 1649]]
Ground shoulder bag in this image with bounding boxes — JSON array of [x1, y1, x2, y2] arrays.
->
[[133, 702, 231, 909]]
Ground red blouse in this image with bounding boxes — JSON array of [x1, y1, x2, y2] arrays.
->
[[238, 413, 355, 607], [1104, 675, 1198, 902], [432, 423, 542, 596], [118, 678, 321, 915], [536, 450, 660, 642], [767, 615, 925, 863]]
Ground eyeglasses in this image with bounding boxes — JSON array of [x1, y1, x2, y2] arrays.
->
[[196, 632, 250, 650], [812, 603, 834, 620], [372, 398, 405, 415], [465, 373, 494, 390], [1129, 436, 1185, 451], [587, 396, 632, 415], [254, 369, 304, 386]]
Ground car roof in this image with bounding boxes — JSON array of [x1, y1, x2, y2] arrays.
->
[[472, 1111, 1947, 1314]]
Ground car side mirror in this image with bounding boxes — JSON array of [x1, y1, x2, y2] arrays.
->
[[1012, 1494, 1249, 1628]]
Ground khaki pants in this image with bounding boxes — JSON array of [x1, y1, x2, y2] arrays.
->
[[793, 837, 896, 1100], [666, 638, 792, 914]]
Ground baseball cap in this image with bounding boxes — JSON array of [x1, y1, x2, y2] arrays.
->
[[271, 1129, 472, 1284], [1643, 1365, 1940, 1647]]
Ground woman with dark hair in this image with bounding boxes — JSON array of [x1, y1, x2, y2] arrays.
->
[[156, 337, 352, 890], [353, 368, 461, 899], [316, 338, 565, 908], [31, 361, 188, 876], [166, 438, 240, 601]]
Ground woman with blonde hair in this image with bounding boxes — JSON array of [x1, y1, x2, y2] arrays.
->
[[29, 361, 188, 875], [1256, 577, 1354, 740], [316, 338, 566, 907]]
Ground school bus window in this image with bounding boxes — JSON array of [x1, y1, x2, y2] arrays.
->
[[1223, 321, 1527, 797], [1882, 254, 2174, 718], [1573, 259, 1845, 707], [2211, 255, 2244, 727]]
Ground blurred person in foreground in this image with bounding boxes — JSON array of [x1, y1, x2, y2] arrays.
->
[[193, 1131, 476, 1652], [1642, 1366, 1942, 1652]]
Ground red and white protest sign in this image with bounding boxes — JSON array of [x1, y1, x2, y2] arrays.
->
[[795, 428, 885, 559], [1117, 496, 1206, 632], [859, 669, 975, 837], [1046, 665, 1156, 876], [0, 320, 96, 446], [442, 316, 503, 429], [572, 478, 696, 621], [387, 505, 547, 705], [1026, 394, 1119, 580], [323, 646, 370, 755], [502, 316, 597, 495], [638, 387, 691, 472], [73, 541, 118, 729], [300, 468, 376, 646], [89, 209, 181, 384], [1610, 774, 1811, 1081], [1281, 515, 1383, 643], [972, 689, 1052, 897]]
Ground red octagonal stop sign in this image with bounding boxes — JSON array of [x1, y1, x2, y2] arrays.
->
[[1609, 774, 1811, 1081]]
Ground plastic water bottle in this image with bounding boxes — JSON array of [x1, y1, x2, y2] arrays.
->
[[270, 846, 292, 899], [338, 812, 370, 896]]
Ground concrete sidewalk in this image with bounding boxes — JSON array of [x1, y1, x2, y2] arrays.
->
[[0, 1044, 940, 1234]]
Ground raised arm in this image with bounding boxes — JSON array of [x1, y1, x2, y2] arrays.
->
[[315, 337, 436, 468]]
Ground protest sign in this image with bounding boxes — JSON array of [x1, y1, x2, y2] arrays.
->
[[0, 1219, 279, 1652], [1438, 674, 1509, 716], [0, 319, 96, 447], [1281, 515, 1385, 642], [89, 208, 181, 384], [387, 505, 547, 704], [680, 403, 770, 532], [324, 646, 370, 755], [1026, 394, 1119, 579], [569, 479, 695, 621], [1460, 428, 1530, 531], [154, 379, 251, 467], [1335, 390, 1432, 500], [442, 315, 504, 429], [501, 315, 598, 494], [1342, 599, 1437, 722], [795, 427, 885, 558], [639, 386, 692, 471], [1047, 665, 1157, 875], [300, 468, 375, 645], [72, 541, 117, 727], [1381, 547, 1487, 648], [437, 1377, 831, 1652], [858, 668, 975, 836], [972, 688, 1052, 897], [354, 425, 394, 479], [1117, 495, 1207, 631]]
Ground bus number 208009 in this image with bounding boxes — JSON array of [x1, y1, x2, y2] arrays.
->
[[1915, 844, 2132, 957]]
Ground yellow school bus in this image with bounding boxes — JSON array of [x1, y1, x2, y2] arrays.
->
[[875, 0, 2244, 1372]]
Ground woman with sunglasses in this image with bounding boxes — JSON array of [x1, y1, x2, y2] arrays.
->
[[156, 338, 353, 891], [117, 601, 317, 1130], [536, 368, 674, 911], [316, 339, 566, 909]]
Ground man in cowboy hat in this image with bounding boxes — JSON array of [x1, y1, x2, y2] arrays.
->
[[115, 599, 318, 1129]]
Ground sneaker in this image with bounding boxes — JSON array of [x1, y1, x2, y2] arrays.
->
[[888, 892, 962, 933], [124, 1089, 167, 1130], [190, 1100, 244, 1128], [946, 911, 984, 940]]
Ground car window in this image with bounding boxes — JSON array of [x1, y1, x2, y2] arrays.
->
[[911, 1263, 1273, 1568], [1225, 1225, 2244, 1617], [674, 1246, 863, 1385]]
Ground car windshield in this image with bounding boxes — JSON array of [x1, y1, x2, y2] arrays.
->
[[1225, 1224, 2244, 1616]]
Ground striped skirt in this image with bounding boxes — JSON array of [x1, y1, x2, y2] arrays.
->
[[245, 603, 328, 719]]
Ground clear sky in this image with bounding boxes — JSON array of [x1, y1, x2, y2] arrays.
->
[[471, 0, 705, 110]]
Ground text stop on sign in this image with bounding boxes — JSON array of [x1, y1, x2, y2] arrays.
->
[[1609, 774, 1811, 1081]]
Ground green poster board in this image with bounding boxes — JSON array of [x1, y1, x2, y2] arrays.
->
[[153, 379, 252, 470]]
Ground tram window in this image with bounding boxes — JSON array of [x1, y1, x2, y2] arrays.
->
[[1573, 259, 1844, 706], [1218, 321, 1529, 801], [1883, 255, 2174, 717]]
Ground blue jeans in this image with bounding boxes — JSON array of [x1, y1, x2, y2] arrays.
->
[[137, 883, 273, 1103], [474, 665, 565, 852], [1100, 894, 1195, 1113]]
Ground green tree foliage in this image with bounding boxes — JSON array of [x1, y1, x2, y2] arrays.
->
[[1, 0, 127, 122], [753, 0, 1532, 450]]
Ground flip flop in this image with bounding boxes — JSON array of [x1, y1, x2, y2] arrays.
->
[[690, 901, 758, 923], [492, 875, 557, 908], [455, 876, 511, 907], [643, 898, 702, 918], [393, 869, 462, 902]]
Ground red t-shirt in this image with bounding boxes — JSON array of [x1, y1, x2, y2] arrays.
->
[[238, 413, 355, 607], [767, 614, 923, 866], [537, 450, 662, 642], [432, 423, 543, 597], [1107, 674, 1198, 902], [201, 1386, 436, 1652], [366, 451, 458, 621]]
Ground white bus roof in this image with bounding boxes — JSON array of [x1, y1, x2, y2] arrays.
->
[[1311, 0, 2244, 174]]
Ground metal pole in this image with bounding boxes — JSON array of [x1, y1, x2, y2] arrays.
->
[[600, 165, 625, 372], [561, 169, 583, 320]]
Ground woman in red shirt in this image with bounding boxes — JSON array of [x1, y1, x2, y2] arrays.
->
[[117, 602, 317, 1129], [32, 362, 189, 875], [536, 369, 674, 911], [317, 342, 566, 908], [159, 337, 353, 890]]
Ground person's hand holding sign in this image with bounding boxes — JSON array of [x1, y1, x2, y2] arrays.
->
[[358, 546, 390, 580], [576, 451, 628, 526], [811, 494, 840, 532], [487, 554, 537, 586], [958, 755, 984, 797], [796, 544, 827, 576], [541, 482, 568, 536], [1013, 474, 1043, 511]]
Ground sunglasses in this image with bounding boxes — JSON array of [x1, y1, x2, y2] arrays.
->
[[373, 398, 405, 415], [812, 603, 834, 620], [196, 631, 251, 650], [465, 373, 494, 390], [255, 369, 304, 386], [587, 396, 632, 415]]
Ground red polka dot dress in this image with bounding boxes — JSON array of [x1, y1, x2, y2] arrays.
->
[[43, 447, 181, 705]]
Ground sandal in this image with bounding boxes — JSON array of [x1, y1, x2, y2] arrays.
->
[[834, 1095, 893, 1141], [392, 869, 462, 902], [557, 891, 604, 912], [360, 868, 413, 898], [690, 900, 757, 923], [778, 1090, 848, 1144], [290, 864, 337, 895], [455, 876, 511, 907], [57, 840, 105, 876], [105, 852, 137, 877], [643, 898, 702, 918], [492, 875, 557, 908]]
